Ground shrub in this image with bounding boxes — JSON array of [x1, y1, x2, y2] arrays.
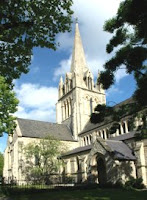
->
[[125, 177, 145, 189]]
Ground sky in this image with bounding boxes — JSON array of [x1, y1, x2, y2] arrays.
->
[[0, 0, 136, 153]]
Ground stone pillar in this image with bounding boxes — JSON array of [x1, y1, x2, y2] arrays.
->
[[100, 130, 103, 139], [134, 141, 147, 186], [104, 129, 107, 139], [120, 123, 124, 135], [124, 121, 128, 133], [116, 129, 119, 136]]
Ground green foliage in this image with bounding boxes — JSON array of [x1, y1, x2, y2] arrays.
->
[[90, 104, 113, 124], [100, 0, 147, 106], [135, 110, 147, 140], [109, 122, 120, 135], [0, 0, 73, 137], [0, 152, 4, 177], [90, 100, 146, 139], [23, 136, 66, 184], [125, 177, 145, 189], [0, 76, 19, 136], [0, 0, 73, 84]]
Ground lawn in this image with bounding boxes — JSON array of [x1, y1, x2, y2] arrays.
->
[[7, 188, 147, 200]]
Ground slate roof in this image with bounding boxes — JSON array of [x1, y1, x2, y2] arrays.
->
[[62, 145, 92, 157], [17, 118, 74, 141], [111, 131, 136, 141], [62, 139, 136, 161], [106, 140, 136, 160]]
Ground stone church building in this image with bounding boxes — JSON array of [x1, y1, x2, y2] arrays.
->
[[3, 24, 147, 186]]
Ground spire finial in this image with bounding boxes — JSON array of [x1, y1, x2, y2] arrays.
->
[[75, 17, 78, 24], [59, 76, 63, 85]]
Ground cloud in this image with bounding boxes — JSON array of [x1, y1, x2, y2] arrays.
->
[[14, 83, 58, 122], [54, 0, 127, 82], [115, 67, 128, 83], [53, 56, 71, 80], [106, 85, 123, 97]]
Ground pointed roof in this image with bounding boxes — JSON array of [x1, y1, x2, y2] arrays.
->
[[59, 76, 63, 85], [70, 23, 88, 74]]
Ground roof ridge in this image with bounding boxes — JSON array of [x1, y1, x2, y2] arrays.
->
[[17, 117, 57, 125], [107, 139, 122, 143]]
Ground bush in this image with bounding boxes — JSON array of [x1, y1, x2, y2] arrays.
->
[[125, 177, 145, 189]]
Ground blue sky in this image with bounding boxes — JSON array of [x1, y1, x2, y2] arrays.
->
[[0, 0, 136, 152]]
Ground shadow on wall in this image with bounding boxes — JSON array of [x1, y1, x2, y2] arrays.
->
[[87, 152, 134, 185]]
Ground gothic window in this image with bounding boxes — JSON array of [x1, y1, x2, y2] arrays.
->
[[88, 77, 92, 90], [90, 135, 92, 143], [86, 136, 89, 145], [63, 85, 65, 95], [67, 100, 69, 117], [88, 77, 90, 89], [64, 102, 66, 119], [102, 130, 105, 139], [66, 81, 68, 93], [69, 98, 72, 116], [118, 124, 121, 135], [70, 80, 72, 89], [128, 120, 132, 132], [90, 98, 93, 114], [106, 129, 109, 139], [84, 137, 86, 146]]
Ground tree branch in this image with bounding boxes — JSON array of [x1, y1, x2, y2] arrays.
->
[[0, 21, 34, 31]]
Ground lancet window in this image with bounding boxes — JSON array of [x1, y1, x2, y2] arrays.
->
[[62, 97, 72, 120]]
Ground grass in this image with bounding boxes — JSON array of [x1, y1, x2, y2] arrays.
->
[[7, 188, 147, 200]]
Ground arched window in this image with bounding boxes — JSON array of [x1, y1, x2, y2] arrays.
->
[[106, 129, 109, 139], [88, 77, 92, 90], [86, 136, 89, 145], [69, 98, 72, 115], [102, 130, 105, 139], [122, 122, 126, 134], [118, 124, 121, 135], [67, 100, 69, 117], [66, 81, 68, 93], [70, 80, 72, 89], [63, 85, 65, 95], [64, 102, 66, 119], [90, 135, 92, 143], [90, 98, 93, 114]]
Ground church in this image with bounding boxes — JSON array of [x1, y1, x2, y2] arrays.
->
[[3, 23, 147, 186]]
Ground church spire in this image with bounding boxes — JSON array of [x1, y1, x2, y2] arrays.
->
[[70, 23, 88, 74]]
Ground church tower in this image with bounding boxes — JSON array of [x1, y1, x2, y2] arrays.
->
[[56, 23, 106, 140]]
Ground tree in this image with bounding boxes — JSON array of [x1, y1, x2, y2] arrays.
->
[[0, 152, 4, 178], [90, 101, 147, 139], [99, 0, 147, 106], [23, 136, 66, 184], [0, 0, 73, 85], [0, 76, 19, 137], [0, 0, 73, 137]]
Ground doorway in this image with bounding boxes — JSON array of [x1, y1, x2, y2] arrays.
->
[[97, 157, 107, 185]]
